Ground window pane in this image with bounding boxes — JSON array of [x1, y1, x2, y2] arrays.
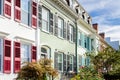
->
[[21, 0, 30, 25], [58, 18, 63, 37], [58, 53, 63, 71], [42, 8, 49, 31], [21, 44, 30, 63], [70, 25, 73, 41]]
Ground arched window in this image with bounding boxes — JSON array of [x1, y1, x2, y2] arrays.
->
[[41, 46, 50, 58]]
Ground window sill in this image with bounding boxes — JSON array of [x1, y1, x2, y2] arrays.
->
[[41, 29, 50, 34], [57, 36, 64, 40], [19, 23, 33, 30], [0, 15, 6, 19]]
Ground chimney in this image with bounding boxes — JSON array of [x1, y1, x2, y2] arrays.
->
[[99, 33, 105, 39], [93, 23, 98, 33]]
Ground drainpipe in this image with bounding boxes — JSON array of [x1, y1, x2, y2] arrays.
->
[[75, 19, 78, 74], [36, 0, 41, 61]]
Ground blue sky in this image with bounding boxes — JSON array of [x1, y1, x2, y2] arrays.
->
[[79, 0, 120, 42]]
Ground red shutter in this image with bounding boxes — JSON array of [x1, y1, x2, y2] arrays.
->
[[4, 0, 11, 18], [32, 1, 37, 28], [14, 0, 21, 22], [3, 39, 11, 73], [31, 46, 36, 62], [14, 42, 21, 73]]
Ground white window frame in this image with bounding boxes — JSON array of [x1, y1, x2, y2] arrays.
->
[[58, 17, 64, 38], [42, 7, 49, 32], [21, 43, 31, 65], [69, 25, 73, 42], [0, 38, 3, 72], [57, 53, 63, 71]]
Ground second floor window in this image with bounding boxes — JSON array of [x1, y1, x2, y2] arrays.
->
[[69, 25, 73, 42], [21, 0, 30, 25], [58, 17, 64, 38], [42, 7, 49, 32]]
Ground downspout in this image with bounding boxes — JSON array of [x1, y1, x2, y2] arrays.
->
[[75, 19, 78, 74], [36, 0, 41, 61]]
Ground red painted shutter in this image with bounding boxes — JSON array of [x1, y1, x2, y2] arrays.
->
[[14, 42, 21, 73], [32, 1, 37, 28], [3, 39, 11, 73], [4, 0, 11, 18], [31, 46, 36, 62], [14, 0, 21, 22]]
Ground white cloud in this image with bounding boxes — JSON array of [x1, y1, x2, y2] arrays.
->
[[79, 0, 120, 43]]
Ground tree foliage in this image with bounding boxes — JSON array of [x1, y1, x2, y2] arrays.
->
[[72, 47, 120, 80], [16, 58, 58, 80]]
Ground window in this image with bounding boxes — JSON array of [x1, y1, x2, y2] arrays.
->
[[78, 32, 81, 46], [66, 0, 70, 6], [58, 17, 64, 38], [69, 25, 73, 42], [78, 55, 82, 67], [0, 39, 3, 72], [21, 44, 31, 64], [84, 35, 87, 48], [21, 0, 30, 25], [69, 55, 73, 71], [41, 47, 47, 58], [58, 53, 63, 71], [42, 7, 49, 32], [70, 0, 74, 8]]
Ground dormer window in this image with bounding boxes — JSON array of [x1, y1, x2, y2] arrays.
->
[[82, 12, 85, 20], [66, 0, 70, 6], [75, 5, 79, 14], [87, 16, 90, 24]]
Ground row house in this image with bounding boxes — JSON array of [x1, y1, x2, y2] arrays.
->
[[0, 0, 39, 80], [0, 0, 109, 80]]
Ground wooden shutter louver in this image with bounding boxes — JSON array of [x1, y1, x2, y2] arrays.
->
[[63, 21, 67, 39], [49, 12, 53, 33], [38, 5, 42, 28], [54, 52, 58, 69], [54, 14, 58, 36], [67, 23, 70, 40], [31, 46, 36, 62], [4, 0, 11, 18], [63, 53, 67, 72], [73, 55, 77, 72], [73, 26, 76, 42], [14, 0, 21, 22], [32, 1, 37, 28], [14, 42, 21, 73], [3, 39, 11, 73]]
